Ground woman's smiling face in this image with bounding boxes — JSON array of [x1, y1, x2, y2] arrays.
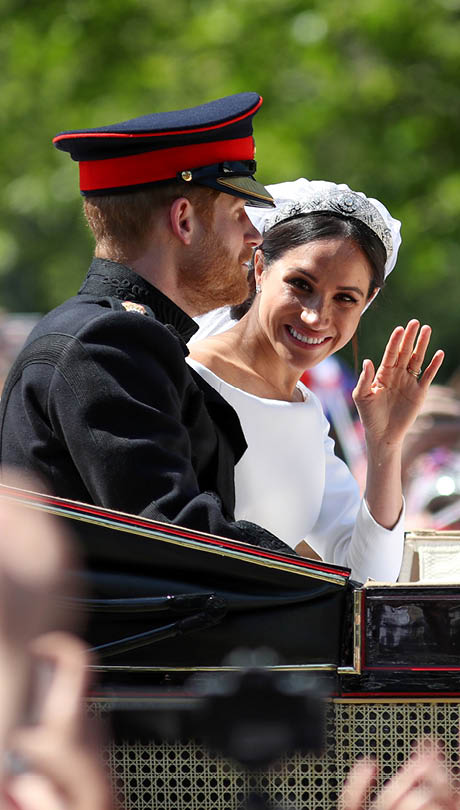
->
[[254, 237, 374, 372]]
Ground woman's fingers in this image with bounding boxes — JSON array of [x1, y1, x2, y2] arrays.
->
[[379, 320, 425, 376], [394, 319, 421, 369], [419, 350, 445, 390], [376, 321, 443, 388], [406, 324, 433, 377], [353, 359, 375, 400], [378, 326, 406, 371]]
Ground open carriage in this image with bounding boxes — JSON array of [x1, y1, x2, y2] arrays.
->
[[2, 483, 460, 810]]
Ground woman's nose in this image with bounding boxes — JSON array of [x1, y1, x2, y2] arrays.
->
[[301, 302, 329, 327]]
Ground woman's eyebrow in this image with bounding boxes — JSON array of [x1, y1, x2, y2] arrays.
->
[[288, 268, 317, 280], [336, 284, 365, 298]]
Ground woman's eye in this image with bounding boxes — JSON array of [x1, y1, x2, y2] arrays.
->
[[288, 278, 311, 291], [336, 293, 358, 304]]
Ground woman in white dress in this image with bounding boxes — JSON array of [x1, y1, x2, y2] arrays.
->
[[187, 180, 444, 582]]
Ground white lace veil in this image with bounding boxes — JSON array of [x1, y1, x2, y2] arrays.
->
[[191, 178, 402, 338], [245, 178, 401, 281]]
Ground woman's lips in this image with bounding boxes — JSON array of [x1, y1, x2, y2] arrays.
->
[[286, 325, 331, 346]]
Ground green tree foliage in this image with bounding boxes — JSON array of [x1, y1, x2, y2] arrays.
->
[[2, 0, 460, 376]]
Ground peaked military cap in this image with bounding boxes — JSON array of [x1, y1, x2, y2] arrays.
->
[[53, 92, 274, 208]]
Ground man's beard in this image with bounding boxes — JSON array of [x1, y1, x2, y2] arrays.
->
[[177, 225, 252, 317]]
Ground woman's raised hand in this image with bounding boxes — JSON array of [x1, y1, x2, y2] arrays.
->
[[352, 319, 444, 450]]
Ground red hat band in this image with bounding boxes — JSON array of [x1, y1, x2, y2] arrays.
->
[[79, 135, 255, 192]]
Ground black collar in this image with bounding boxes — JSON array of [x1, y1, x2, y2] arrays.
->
[[78, 258, 198, 343]]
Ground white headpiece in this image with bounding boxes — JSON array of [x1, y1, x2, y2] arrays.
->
[[246, 178, 401, 280]]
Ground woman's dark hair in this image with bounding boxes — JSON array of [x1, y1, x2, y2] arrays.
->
[[230, 212, 387, 321]]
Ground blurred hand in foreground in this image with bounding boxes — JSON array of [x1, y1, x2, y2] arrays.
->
[[340, 747, 458, 810], [0, 475, 114, 810], [0, 483, 72, 760], [4, 633, 113, 810]]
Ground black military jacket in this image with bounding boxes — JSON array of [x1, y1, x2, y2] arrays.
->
[[0, 258, 288, 549]]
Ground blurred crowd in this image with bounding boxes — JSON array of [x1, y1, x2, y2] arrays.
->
[[0, 314, 40, 395], [402, 383, 460, 530]]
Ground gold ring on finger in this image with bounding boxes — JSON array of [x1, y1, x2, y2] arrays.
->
[[407, 366, 422, 379]]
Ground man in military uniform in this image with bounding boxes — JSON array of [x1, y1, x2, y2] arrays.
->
[[0, 92, 289, 550]]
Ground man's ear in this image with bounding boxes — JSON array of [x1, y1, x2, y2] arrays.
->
[[169, 197, 196, 245]]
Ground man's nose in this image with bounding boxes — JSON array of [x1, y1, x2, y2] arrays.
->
[[244, 215, 263, 248]]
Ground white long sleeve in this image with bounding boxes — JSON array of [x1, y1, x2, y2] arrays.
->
[[187, 356, 405, 582], [307, 411, 405, 582]]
